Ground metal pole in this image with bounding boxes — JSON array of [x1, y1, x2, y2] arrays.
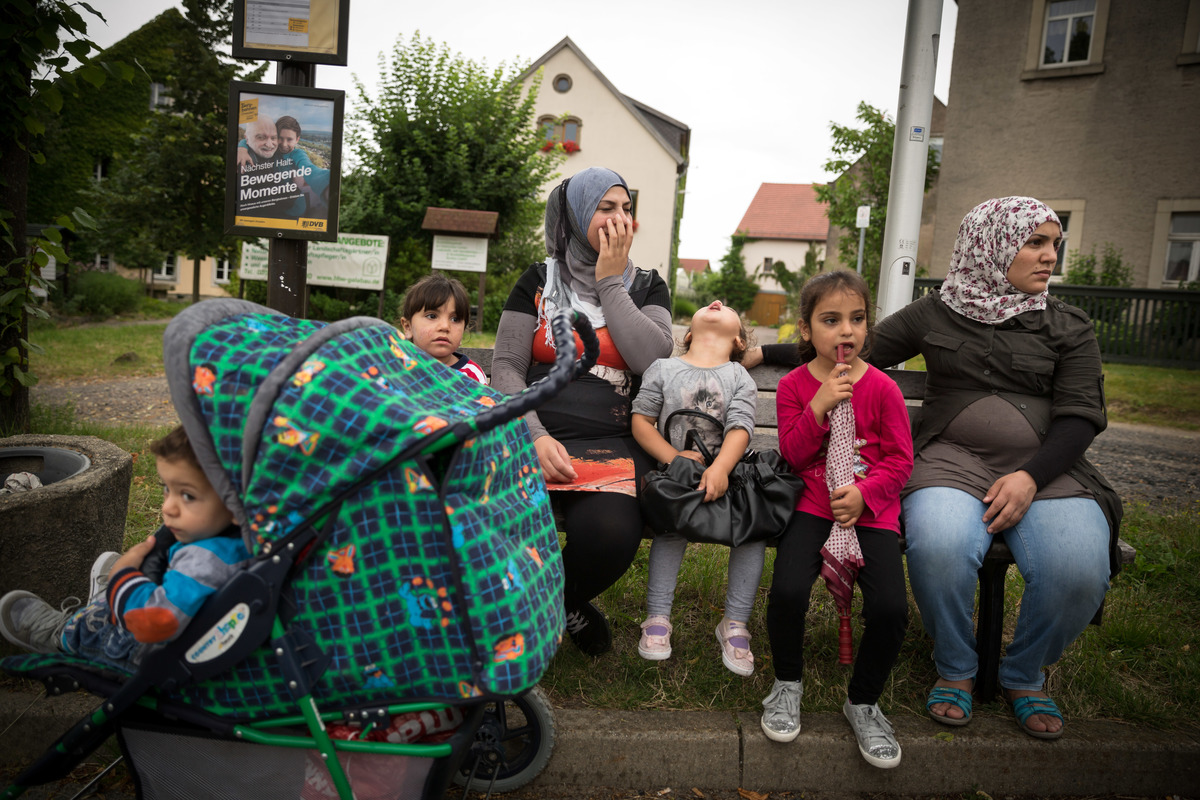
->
[[266, 60, 315, 318], [876, 0, 943, 320]]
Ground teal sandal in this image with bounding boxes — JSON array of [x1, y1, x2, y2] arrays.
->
[[925, 686, 972, 727], [1009, 694, 1064, 740]]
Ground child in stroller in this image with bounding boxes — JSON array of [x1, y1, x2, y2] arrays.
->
[[2, 299, 596, 800], [0, 426, 248, 667]]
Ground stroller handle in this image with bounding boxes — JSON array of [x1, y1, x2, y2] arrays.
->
[[468, 311, 599, 436]]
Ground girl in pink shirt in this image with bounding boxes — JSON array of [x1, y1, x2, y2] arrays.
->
[[759, 270, 913, 770]]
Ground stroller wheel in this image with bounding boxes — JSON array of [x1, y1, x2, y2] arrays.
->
[[454, 685, 555, 794]]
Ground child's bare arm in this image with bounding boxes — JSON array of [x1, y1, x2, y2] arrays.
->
[[632, 413, 680, 466], [698, 428, 750, 502]]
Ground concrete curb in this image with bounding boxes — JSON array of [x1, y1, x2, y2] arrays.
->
[[538, 708, 1200, 797], [5, 688, 1199, 798]]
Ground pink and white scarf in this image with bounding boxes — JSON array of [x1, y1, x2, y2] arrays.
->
[[819, 359, 864, 665], [940, 196, 1061, 325]]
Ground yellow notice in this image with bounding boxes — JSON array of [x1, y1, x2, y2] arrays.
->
[[288, 18, 309, 32], [238, 99, 259, 124]]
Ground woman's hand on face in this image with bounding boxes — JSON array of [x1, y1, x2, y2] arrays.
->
[[534, 435, 578, 483], [981, 470, 1037, 533], [595, 214, 634, 282]]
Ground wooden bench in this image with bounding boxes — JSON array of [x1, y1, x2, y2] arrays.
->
[[462, 348, 1135, 702]]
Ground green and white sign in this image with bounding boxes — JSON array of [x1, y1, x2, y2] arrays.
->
[[430, 234, 487, 274], [240, 233, 389, 289]]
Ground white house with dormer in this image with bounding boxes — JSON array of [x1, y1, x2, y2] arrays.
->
[[519, 37, 690, 283]]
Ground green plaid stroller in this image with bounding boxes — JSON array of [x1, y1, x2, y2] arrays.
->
[[2, 299, 596, 799]]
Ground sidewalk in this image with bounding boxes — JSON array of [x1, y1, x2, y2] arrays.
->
[[4, 685, 1198, 798]]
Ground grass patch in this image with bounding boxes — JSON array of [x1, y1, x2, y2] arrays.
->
[[29, 322, 169, 384]]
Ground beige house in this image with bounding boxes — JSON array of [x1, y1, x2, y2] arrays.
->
[[518, 37, 690, 282], [733, 183, 828, 325], [113, 254, 233, 300], [931, 0, 1200, 288]]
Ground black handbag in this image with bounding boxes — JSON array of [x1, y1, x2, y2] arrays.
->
[[640, 410, 803, 547]]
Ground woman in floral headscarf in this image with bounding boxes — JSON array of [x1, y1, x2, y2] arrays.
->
[[491, 167, 674, 657], [747, 197, 1121, 740]]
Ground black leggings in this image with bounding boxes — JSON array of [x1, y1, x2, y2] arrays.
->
[[558, 491, 645, 610], [766, 511, 908, 705]]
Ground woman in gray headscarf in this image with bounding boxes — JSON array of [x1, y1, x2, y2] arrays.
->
[[492, 167, 674, 656]]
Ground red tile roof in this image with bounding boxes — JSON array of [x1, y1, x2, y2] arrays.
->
[[734, 184, 828, 241], [679, 258, 709, 274]]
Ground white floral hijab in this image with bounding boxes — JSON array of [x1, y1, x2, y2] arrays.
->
[[940, 197, 1061, 324]]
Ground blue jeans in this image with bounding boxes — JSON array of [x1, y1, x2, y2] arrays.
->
[[902, 487, 1109, 691], [60, 597, 147, 673]]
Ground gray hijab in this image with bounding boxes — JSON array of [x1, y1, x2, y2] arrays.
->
[[539, 167, 635, 336]]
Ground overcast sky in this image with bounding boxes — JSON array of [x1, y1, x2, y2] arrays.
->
[[81, 0, 957, 267]]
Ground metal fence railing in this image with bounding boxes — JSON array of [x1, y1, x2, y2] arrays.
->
[[912, 279, 1200, 369]]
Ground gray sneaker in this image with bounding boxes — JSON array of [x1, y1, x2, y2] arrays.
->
[[760, 679, 802, 742], [0, 591, 76, 654], [843, 699, 902, 768], [89, 551, 121, 600]]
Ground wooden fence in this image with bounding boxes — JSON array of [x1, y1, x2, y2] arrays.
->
[[913, 279, 1200, 369]]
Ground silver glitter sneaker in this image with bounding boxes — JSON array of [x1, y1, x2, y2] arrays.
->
[[843, 699, 902, 768], [0, 591, 76, 654], [760, 679, 802, 742]]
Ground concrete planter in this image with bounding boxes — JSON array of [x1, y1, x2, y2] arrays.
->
[[0, 435, 133, 642]]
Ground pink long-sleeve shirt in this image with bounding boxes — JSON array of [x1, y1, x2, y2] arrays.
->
[[776, 363, 914, 533]]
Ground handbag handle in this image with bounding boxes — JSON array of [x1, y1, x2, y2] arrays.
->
[[663, 408, 723, 466]]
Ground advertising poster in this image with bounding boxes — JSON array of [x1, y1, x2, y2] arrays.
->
[[232, 0, 350, 66], [240, 234, 389, 290], [225, 82, 344, 242]]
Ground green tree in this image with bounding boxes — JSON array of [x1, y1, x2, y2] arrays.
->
[[1064, 242, 1133, 288], [815, 101, 940, 297], [1, 0, 130, 433], [339, 32, 561, 301], [81, 0, 260, 304], [693, 234, 758, 312]]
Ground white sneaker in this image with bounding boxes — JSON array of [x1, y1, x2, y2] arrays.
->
[[89, 551, 121, 600], [760, 678, 802, 742], [843, 699, 902, 768]]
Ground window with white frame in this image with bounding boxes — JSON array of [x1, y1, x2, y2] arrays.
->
[[1041, 0, 1096, 66], [1164, 212, 1200, 285], [154, 254, 177, 282], [213, 257, 232, 285], [1024, 0, 1109, 77], [95, 253, 111, 271]]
